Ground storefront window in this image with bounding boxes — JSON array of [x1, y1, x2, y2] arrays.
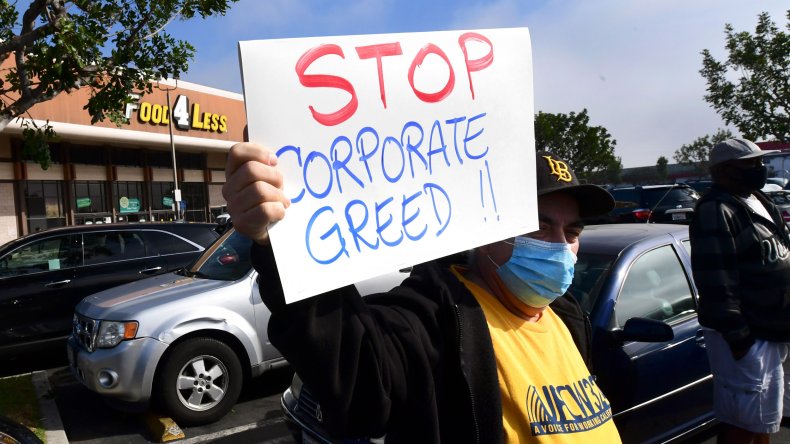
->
[[69, 145, 107, 165], [25, 180, 66, 232], [112, 148, 144, 167], [149, 181, 177, 222], [181, 183, 207, 222], [147, 150, 174, 168], [74, 180, 111, 225], [114, 181, 145, 222], [177, 152, 205, 170]]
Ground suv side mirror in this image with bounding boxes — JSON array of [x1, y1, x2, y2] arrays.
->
[[609, 317, 673, 344]]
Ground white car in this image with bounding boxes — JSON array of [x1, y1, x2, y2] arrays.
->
[[67, 227, 410, 426]]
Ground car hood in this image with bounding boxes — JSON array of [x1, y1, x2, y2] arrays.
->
[[76, 271, 252, 319]]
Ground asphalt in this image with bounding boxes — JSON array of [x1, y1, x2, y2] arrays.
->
[[31, 371, 69, 444], [29, 367, 790, 444], [33, 365, 297, 444]]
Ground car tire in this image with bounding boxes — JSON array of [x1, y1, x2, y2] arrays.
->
[[154, 337, 243, 426], [0, 415, 42, 444]]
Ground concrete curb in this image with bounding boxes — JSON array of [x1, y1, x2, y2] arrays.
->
[[31, 371, 69, 444]]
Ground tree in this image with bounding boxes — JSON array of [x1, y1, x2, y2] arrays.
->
[[673, 128, 734, 178], [0, 0, 239, 168], [534, 108, 621, 184], [656, 156, 668, 183], [700, 10, 790, 142]]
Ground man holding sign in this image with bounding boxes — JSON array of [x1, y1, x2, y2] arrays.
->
[[224, 143, 620, 443]]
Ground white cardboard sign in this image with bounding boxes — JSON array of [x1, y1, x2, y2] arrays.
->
[[239, 27, 537, 303]]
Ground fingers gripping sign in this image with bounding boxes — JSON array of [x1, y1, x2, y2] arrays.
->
[[223, 143, 291, 245]]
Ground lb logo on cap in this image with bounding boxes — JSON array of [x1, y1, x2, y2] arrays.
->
[[542, 155, 573, 182]]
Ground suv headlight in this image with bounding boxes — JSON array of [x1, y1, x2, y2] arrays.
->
[[96, 321, 139, 348]]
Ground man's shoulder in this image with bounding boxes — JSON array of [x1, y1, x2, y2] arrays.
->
[[697, 187, 734, 205], [693, 189, 744, 220], [369, 260, 471, 305]]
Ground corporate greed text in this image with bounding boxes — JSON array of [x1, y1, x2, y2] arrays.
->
[[275, 32, 502, 265]]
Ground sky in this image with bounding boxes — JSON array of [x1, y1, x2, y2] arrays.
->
[[166, 0, 789, 169]]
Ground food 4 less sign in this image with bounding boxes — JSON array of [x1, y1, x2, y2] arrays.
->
[[131, 94, 228, 133]]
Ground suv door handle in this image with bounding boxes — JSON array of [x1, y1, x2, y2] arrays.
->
[[45, 279, 71, 287], [139, 266, 162, 274]]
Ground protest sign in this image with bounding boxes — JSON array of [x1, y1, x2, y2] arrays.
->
[[239, 27, 537, 303]]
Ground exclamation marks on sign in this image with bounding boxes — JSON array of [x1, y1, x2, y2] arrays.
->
[[479, 159, 499, 222]]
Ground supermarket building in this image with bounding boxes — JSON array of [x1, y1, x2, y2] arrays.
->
[[0, 79, 244, 246]]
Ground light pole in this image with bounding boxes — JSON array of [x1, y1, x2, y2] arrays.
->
[[157, 77, 181, 221]]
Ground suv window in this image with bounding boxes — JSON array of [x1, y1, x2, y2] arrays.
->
[[0, 235, 81, 276], [119, 231, 147, 259], [642, 187, 697, 206], [189, 230, 253, 281], [615, 244, 695, 325], [83, 232, 125, 265], [610, 188, 640, 205], [141, 230, 201, 255]]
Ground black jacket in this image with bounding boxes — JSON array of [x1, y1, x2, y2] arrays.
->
[[253, 244, 591, 443], [690, 186, 790, 351]]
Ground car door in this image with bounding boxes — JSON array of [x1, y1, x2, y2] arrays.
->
[[0, 233, 81, 352], [72, 230, 167, 303], [601, 242, 712, 442]]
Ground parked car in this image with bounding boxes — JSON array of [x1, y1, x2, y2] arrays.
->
[[591, 184, 700, 224], [765, 190, 790, 223], [281, 224, 715, 444], [0, 222, 220, 358], [67, 228, 410, 426], [684, 179, 713, 196], [766, 177, 788, 188]]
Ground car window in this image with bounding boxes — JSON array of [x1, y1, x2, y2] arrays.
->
[[119, 231, 147, 259], [83, 232, 125, 265], [642, 188, 697, 206], [0, 235, 80, 276], [615, 244, 695, 326], [769, 192, 790, 205], [570, 252, 615, 314], [610, 189, 640, 206], [681, 240, 691, 256], [190, 230, 253, 281], [140, 230, 201, 255]]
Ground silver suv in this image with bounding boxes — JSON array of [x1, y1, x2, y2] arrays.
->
[[67, 228, 409, 426]]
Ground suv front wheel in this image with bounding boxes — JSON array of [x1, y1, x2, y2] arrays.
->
[[154, 337, 243, 426]]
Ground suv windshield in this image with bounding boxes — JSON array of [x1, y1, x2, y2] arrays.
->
[[186, 229, 252, 281], [569, 252, 615, 314]]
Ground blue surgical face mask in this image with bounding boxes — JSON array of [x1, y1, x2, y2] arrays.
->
[[493, 237, 577, 308]]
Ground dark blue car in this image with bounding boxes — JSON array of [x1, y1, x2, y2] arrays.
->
[[281, 224, 716, 443]]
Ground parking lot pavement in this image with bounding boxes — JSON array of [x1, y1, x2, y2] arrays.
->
[[32, 363, 790, 443], [689, 421, 790, 444], [45, 366, 297, 443]]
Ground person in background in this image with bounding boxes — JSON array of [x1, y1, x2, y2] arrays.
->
[[689, 138, 790, 444], [224, 142, 620, 443]]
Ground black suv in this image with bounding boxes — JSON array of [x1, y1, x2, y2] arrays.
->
[[591, 184, 700, 224], [0, 222, 220, 358]]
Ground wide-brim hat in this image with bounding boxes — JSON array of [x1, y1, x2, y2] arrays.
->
[[535, 151, 615, 218]]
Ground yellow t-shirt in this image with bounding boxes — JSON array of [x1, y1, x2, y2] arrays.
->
[[451, 267, 621, 443]]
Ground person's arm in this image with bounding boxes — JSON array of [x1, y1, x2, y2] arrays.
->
[[252, 239, 440, 437], [551, 293, 592, 370], [226, 143, 454, 438], [690, 199, 753, 358]]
